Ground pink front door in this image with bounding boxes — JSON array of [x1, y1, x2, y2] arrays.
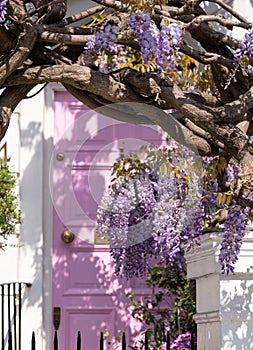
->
[[52, 91, 165, 349]]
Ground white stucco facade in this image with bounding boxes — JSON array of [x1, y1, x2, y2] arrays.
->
[[0, 84, 53, 349], [185, 229, 253, 350]]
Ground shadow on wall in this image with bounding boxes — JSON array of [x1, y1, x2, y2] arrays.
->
[[19, 120, 45, 310], [220, 271, 253, 348]]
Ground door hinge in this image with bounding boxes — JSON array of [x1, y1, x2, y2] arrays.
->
[[53, 307, 61, 330]]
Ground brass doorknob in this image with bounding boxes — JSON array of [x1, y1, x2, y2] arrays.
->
[[56, 153, 64, 161], [61, 229, 75, 243]]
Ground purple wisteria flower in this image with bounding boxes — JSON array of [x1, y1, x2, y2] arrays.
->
[[246, 65, 253, 74], [152, 169, 203, 268], [81, 24, 120, 66], [248, 191, 253, 201], [129, 11, 159, 64], [219, 204, 250, 274], [235, 28, 253, 59], [97, 144, 250, 279], [95, 24, 119, 53], [129, 11, 182, 70], [234, 27, 253, 73], [152, 175, 190, 267], [97, 174, 158, 278], [182, 202, 204, 252], [225, 161, 239, 187], [111, 237, 155, 279], [96, 180, 134, 248], [97, 155, 202, 278], [201, 177, 219, 220], [80, 11, 182, 71], [0, 0, 7, 24], [201, 156, 214, 166]]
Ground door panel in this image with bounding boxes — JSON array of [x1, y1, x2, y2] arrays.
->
[[52, 91, 165, 349]]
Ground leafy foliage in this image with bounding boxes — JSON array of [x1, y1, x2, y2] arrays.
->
[[80, 11, 183, 74], [127, 264, 196, 349], [177, 55, 216, 93], [0, 159, 21, 245], [121, 0, 166, 12]]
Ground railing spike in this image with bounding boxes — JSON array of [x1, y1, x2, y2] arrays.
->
[[29, 326, 196, 350], [144, 331, 148, 350], [77, 331, 81, 350], [8, 284, 12, 350], [166, 331, 170, 350], [18, 283, 22, 350], [8, 330, 12, 350], [54, 330, 58, 350], [190, 332, 195, 350], [1, 285, 4, 350], [99, 332, 104, 350], [31, 331, 36, 350], [122, 332, 126, 350]]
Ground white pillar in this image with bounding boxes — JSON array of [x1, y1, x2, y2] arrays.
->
[[185, 229, 253, 350]]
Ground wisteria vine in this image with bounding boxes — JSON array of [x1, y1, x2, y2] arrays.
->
[[219, 204, 250, 274], [96, 142, 202, 279], [234, 27, 253, 74], [96, 142, 251, 279], [82, 12, 253, 279], [80, 10, 253, 80], [80, 11, 182, 72], [129, 11, 182, 70]]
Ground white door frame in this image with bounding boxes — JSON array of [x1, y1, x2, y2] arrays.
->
[[42, 83, 65, 349]]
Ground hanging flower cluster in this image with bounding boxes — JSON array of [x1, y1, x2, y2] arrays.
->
[[0, 0, 7, 24], [80, 11, 182, 72], [129, 11, 182, 70], [234, 27, 253, 74], [225, 160, 239, 187], [80, 24, 124, 70], [96, 142, 204, 279], [96, 141, 251, 278], [219, 204, 250, 274]]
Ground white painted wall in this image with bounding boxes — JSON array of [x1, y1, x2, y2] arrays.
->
[[185, 228, 253, 350], [18, 86, 45, 349], [0, 86, 45, 349]]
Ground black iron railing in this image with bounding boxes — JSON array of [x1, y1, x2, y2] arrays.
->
[[31, 329, 195, 350], [1, 282, 31, 350]]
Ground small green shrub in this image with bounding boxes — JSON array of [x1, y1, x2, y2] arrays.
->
[[0, 159, 21, 245], [127, 264, 196, 349]]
